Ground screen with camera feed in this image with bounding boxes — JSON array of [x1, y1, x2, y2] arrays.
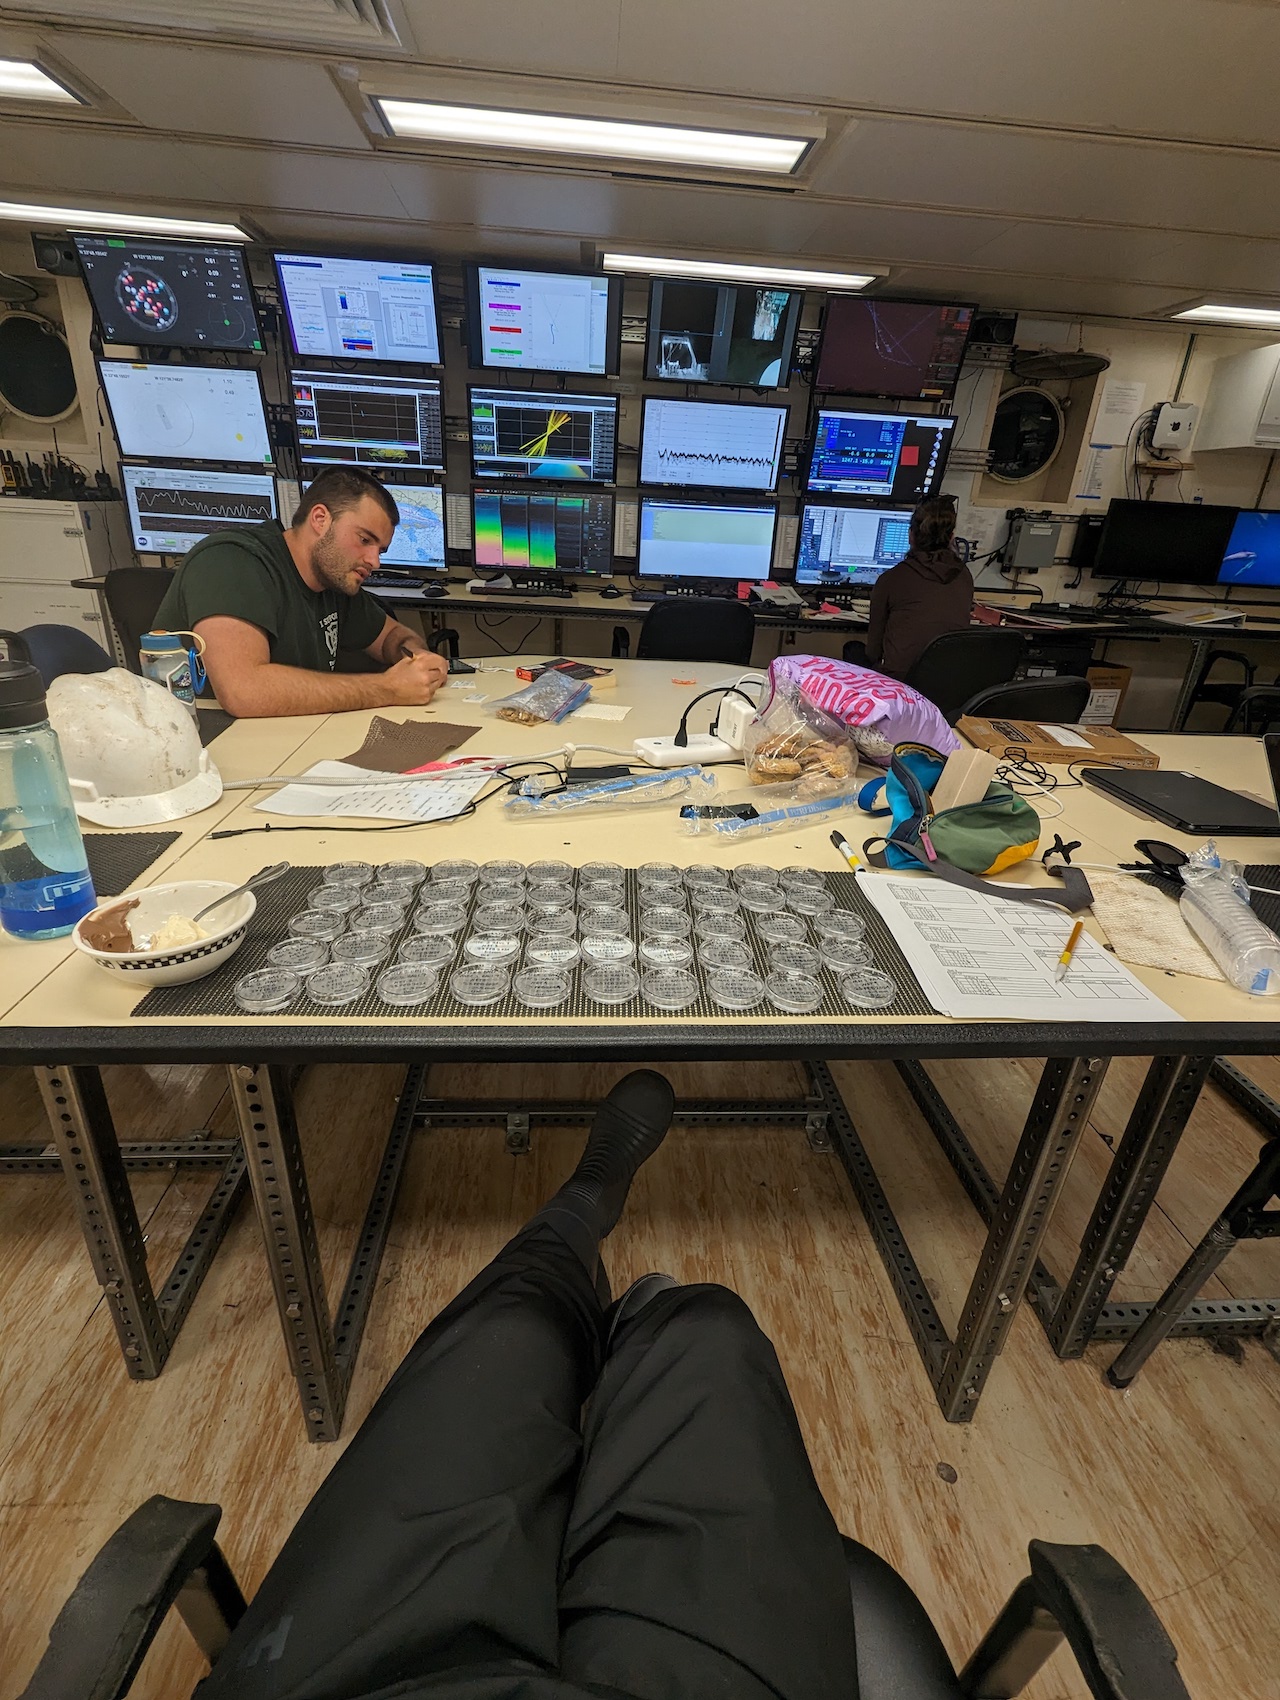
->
[[291, 369, 444, 472], [467, 267, 622, 375], [637, 498, 777, 582], [806, 408, 955, 503], [74, 234, 261, 351], [472, 487, 615, 576], [815, 296, 975, 400], [639, 398, 787, 492], [794, 503, 913, 588], [1091, 499, 1239, 584], [276, 251, 441, 364], [469, 387, 618, 482], [1218, 510, 1280, 588], [99, 360, 272, 466], [122, 463, 277, 555], [644, 278, 802, 388]]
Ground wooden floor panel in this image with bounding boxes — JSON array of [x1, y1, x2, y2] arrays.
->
[[2, 1058, 1278, 1699]]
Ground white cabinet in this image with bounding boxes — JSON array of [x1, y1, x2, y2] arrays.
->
[[1195, 344, 1280, 451], [0, 499, 132, 653]]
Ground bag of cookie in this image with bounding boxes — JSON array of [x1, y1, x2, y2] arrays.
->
[[747, 654, 959, 773], [742, 684, 858, 799]]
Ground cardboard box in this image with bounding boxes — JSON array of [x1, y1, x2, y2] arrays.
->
[[1081, 664, 1133, 726], [957, 717, 1159, 769]]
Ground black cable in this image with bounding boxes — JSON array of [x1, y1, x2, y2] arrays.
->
[[474, 614, 544, 655], [210, 801, 481, 840], [673, 685, 758, 747]]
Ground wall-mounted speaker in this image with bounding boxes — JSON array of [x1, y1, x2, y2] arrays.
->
[[30, 233, 80, 277]]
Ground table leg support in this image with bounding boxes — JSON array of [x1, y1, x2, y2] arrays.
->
[[1171, 635, 1212, 731], [35, 1064, 169, 1379], [1047, 1054, 1214, 1359]]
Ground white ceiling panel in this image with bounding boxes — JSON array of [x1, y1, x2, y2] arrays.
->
[[800, 204, 1021, 268], [0, 122, 244, 202], [208, 149, 410, 221], [962, 222, 1202, 286], [397, 0, 623, 80], [50, 34, 370, 145]]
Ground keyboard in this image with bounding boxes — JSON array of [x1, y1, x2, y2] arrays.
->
[[366, 572, 444, 597]]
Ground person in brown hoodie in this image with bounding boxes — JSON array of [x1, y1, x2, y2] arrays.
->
[[864, 495, 973, 679]]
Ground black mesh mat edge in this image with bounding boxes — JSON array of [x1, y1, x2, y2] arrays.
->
[[84, 831, 182, 899], [133, 864, 936, 1023], [1245, 865, 1280, 934]]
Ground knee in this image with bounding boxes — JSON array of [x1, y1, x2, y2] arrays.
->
[[639, 1283, 777, 1372]]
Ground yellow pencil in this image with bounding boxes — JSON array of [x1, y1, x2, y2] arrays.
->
[[1054, 919, 1085, 982]]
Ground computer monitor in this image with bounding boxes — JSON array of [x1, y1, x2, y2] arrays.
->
[[472, 487, 614, 576], [275, 251, 441, 364], [468, 387, 618, 483], [644, 278, 801, 388], [465, 266, 622, 376], [291, 369, 444, 472], [380, 482, 446, 571], [637, 498, 777, 583], [1091, 499, 1239, 585], [73, 233, 261, 351], [639, 398, 787, 493], [1218, 510, 1280, 587], [794, 503, 913, 589], [815, 296, 976, 400], [98, 360, 272, 466], [806, 408, 955, 503], [121, 463, 277, 556]]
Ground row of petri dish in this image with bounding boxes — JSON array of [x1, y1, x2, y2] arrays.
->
[[232, 858, 898, 1014]]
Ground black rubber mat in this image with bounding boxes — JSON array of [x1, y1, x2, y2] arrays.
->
[[84, 831, 182, 899], [1245, 864, 1280, 934], [133, 862, 936, 1022]]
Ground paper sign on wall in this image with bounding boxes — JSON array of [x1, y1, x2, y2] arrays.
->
[[1092, 379, 1147, 446], [1075, 445, 1109, 501]]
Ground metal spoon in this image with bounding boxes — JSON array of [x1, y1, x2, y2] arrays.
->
[[193, 862, 290, 925]]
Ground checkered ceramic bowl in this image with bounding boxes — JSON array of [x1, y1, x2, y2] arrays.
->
[[73, 880, 257, 987]]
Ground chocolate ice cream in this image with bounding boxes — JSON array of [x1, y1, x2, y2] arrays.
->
[[81, 898, 139, 954]]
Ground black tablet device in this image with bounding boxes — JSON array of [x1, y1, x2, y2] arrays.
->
[[1082, 766, 1280, 836]]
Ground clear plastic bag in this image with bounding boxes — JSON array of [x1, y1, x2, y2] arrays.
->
[[491, 671, 591, 725], [506, 764, 717, 820], [1179, 839, 1280, 995], [684, 785, 862, 839], [742, 681, 858, 798]]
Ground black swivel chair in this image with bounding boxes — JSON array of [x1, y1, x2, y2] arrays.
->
[[1223, 686, 1280, 735], [0, 625, 114, 686], [102, 567, 174, 673], [1175, 648, 1272, 731], [22, 1494, 1191, 1700], [900, 629, 1028, 724], [960, 674, 1093, 723], [636, 597, 756, 667]]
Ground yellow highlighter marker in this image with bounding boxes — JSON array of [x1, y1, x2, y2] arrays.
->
[[830, 830, 860, 873], [1054, 919, 1085, 983]]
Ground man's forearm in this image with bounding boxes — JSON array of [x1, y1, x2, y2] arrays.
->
[[378, 619, 428, 665], [212, 662, 403, 718]]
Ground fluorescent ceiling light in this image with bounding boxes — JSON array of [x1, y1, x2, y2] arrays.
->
[[0, 59, 79, 103], [603, 253, 878, 291], [1171, 303, 1280, 329], [0, 201, 249, 241], [375, 97, 810, 174]]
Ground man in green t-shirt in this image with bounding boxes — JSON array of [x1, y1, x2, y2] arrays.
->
[[153, 467, 448, 717]]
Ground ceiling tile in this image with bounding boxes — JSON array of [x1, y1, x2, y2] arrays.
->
[[396, 0, 623, 79]]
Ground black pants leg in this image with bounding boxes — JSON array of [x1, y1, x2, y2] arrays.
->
[[196, 1221, 605, 1700], [557, 1285, 858, 1700]]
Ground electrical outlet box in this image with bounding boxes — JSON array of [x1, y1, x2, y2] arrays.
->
[[633, 734, 739, 767]]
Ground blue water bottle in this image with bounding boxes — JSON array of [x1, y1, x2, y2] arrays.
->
[[0, 660, 97, 939]]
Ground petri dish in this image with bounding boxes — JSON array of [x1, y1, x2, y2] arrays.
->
[[527, 859, 573, 885], [694, 912, 747, 942], [770, 942, 822, 977], [527, 885, 575, 914], [353, 900, 408, 933], [463, 933, 520, 964], [779, 865, 824, 891], [423, 877, 472, 904], [683, 864, 729, 888], [815, 909, 866, 944], [786, 887, 834, 917], [820, 936, 870, 972], [376, 962, 441, 1006], [330, 929, 393, 966], [513, 966, 571, 1009], [322, 860, 374, 887], [370, 878, 419, 908], [580, 860, 623, 883], [706, 968, 765, 1011], [479, 859, 527, 885], [642, 967, 700, 1010], [639, 934, 694, 969], [698, 936, 753, 972], [398, 933, 457, 966], [765, 969, 824, 1014], [840, 966, 898, 1010], [472, 902, 527, 935], [578, 878, 625, 907], [755, 912, 807, 944], [732, 863, 779, 889], [480, 879, 526, 908], [308, 884, 363, 915], [692, 887, 741, 915], [266, 938, 329, 976], [736, 884, 781, 914], [581, 934, 636, 964], [639, 861, 681, 887], [577, 905, 629, 937], [529, 905, 576, 937], [414, 901, 469, 937], [583, 963, 640, 1004], [450, 964, 511, 1005], [640, 905, 691, 937], [430, 860, 478, 885], [288, 910, 344, 943], [525, 933, 582, 967], [377, 859, 427, 887], [307, 962, 371, 1007], [234, 966, 300, 1013]]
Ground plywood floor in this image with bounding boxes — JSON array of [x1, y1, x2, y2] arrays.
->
[[2, 1055, 1278, 1699]]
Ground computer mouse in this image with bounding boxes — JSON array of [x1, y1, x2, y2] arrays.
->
[[599, 583, 622, 599]]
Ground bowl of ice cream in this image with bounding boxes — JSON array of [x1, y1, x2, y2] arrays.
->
[[73, 880, 257, 986]]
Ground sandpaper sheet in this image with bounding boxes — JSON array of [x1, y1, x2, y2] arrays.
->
[[341, 717, 479, 773]]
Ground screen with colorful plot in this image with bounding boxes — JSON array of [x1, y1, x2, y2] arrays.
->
[[469, 387, 617, 482], [472, 487, 614, 575], [1218, 510, 1280, 587], [807, 408, 955, 503]]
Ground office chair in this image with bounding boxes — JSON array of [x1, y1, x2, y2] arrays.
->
[[101, 567, 174, 673], [1223, 686, 1280, 735], [901, 629, 1028, 724], [960, 674, 1093, 723], [23, 1494, 1190, 1700], [0, 625, 114, 686], [1175, 648, 1270, 731], [636, 597, 755, 667]]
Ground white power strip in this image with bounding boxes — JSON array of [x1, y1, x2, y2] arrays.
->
[[633, 733, 739, 767]]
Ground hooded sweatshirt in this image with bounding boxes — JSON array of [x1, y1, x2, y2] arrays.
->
[[864, 545, 974, 680]]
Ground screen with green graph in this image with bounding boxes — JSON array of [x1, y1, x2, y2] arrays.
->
[[469, 387, 618, 483], [473, 487, 615, 576]]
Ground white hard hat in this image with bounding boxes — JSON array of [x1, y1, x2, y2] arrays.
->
[[47, 668, 223, 826]]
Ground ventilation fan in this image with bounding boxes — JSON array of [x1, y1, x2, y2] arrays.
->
[[1010, 347, 1110, 382], [0, 312, 79, 424]]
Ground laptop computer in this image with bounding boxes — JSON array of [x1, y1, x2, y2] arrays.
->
[[1083, 751, 1280, 836]]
